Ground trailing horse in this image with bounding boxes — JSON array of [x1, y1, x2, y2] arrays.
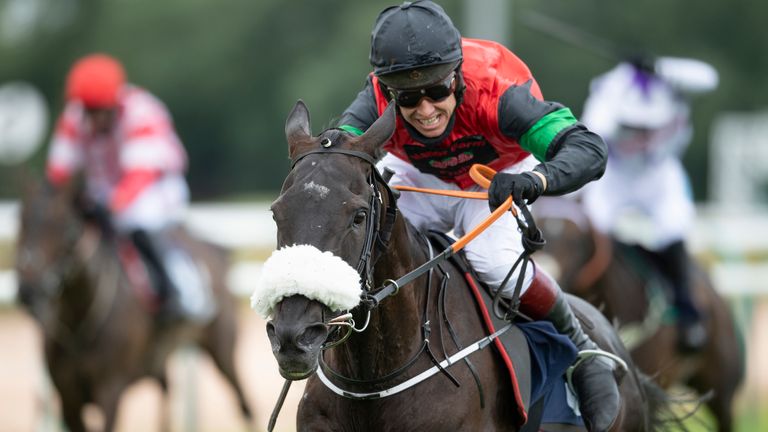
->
[[254, 100, 677, 431], [15, 178, 255, 432], [535, 196, 745, 431]]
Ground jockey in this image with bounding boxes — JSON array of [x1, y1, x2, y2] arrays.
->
[[338, 2, 618, 430], [46, 53, 190, 321], [580, 56, 718, 353]]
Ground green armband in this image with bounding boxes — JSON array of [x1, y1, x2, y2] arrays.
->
[[520, 108, 578, 161], [339, 125, 364, 136]]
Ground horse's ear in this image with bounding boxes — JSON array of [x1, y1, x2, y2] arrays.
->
[[358, 102, 396, 156], [285, 100, 313, 159]]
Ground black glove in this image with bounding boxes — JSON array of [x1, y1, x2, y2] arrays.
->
[[488, 172, 545, 210]]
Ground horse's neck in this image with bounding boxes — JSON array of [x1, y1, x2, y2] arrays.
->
[[331, 219, 430, 380], [57, 236, 126, 328], [596, 241, 650, 320]]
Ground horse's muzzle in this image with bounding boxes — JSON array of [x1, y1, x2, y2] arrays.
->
[[266, 320, 328, 380]]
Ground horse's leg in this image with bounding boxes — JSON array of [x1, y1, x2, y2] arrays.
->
[[155, 372, 172, 432], [48, 357, 88, 432], [60, 395, 88, 432], [94, 380, 127, 432], [685, 279, 744, 432], [201, 310, 255, 427], [706, 392, 734, 432], [688, 343, 740, 432], [296, 380, 337, 432]]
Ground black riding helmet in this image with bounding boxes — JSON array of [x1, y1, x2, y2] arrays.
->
[[370, 1, 463, 91]]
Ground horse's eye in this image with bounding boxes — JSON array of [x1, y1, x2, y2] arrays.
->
[[353, 210, 367, 226]]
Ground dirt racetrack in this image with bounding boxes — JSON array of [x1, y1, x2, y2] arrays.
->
[[2, 299, 768, 431], [0, 304, 305, 432]]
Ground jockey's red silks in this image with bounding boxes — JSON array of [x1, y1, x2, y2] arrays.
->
[[111, 169, 160, 212], [372, 38, 543, 189]]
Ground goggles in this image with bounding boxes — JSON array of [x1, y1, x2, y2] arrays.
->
[[387, 73, 456, 108]]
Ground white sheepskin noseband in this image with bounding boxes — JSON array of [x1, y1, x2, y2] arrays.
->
[[250, 244, 362, 318]]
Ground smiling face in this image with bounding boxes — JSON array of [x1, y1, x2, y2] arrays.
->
[[398, 92, 457, 138]]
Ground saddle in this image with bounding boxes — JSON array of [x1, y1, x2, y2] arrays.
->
[[117, 238, 158, 312], [426, 231, 583, 430], [117, 232, 216, 324]]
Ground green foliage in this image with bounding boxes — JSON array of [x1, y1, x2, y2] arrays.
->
[[0, 0, 764, 201]]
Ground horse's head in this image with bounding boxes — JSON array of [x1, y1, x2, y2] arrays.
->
[[252, 100, 395, 379], [15, 178, 88, 323]]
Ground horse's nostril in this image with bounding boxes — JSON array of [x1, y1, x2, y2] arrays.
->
[[266, 321, 281, 352], [297, 323, 328, 350]]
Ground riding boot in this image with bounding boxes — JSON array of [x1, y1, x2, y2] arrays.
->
[[130, 229, 183, 324], [519, 267, 621, 432], [652, 240, 706, 353]]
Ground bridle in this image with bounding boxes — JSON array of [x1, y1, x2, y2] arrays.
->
[[287, 134, 466, 388], [289, 135, 399, 326], [19, 195, 119, 351]]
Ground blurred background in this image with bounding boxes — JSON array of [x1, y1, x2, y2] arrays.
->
[[0, 0, 766, 431]]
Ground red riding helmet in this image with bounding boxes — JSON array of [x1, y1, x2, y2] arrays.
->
[[65, 54, 126, 109]]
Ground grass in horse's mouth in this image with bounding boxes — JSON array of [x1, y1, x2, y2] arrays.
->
[[281, 366, 316, 380]]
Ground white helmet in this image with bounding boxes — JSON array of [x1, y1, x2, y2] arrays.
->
[[615, 72, 682, 130], [583, 57, 717, 136]]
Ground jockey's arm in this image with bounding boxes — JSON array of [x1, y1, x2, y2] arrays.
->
[[46, 108, 84, 187], [498, 82, 608, 196], [110, 169, 160, 212]]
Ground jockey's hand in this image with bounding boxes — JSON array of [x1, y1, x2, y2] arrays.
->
[[488, 172, 545, 210], [81, 202, 115, 236]]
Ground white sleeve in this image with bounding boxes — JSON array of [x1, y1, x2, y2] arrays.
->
[[119, 90, 187, 172]]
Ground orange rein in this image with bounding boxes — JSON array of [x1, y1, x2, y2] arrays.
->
[[393, 164, 517, 253]]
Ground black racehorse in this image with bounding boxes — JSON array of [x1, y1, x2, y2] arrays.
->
[[15, 178, 255, 432], [256, 100, 678, 431], [535, 196, 745, 431]]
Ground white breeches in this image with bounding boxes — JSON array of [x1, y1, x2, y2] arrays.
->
[[113, 174, 190, 233], [582, 157, 694, 250], [377, 153, 537, 296]]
